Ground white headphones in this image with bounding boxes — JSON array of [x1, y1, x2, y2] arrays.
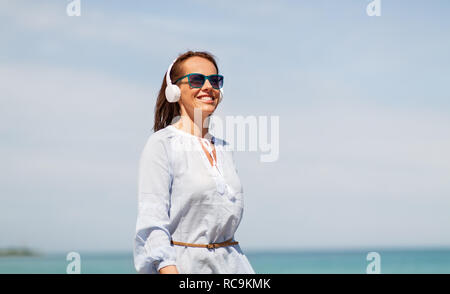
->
[[164, 58, 224, 103]]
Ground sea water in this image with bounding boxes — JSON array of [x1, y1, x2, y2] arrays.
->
[[1, 249, 450, 274]]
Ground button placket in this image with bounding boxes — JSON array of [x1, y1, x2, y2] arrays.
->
[[198, 137, 227, 195]]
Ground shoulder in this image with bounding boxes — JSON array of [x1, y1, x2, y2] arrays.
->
[[212, 135, 237, 165], [141, 126, 177, 158], [144, 126, 176, 146], [212, 134, 233, 152]]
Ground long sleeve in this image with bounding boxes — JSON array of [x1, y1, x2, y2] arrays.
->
[[133, 134, 177, 274]]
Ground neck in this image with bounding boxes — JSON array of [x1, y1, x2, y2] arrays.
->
[[174, 108, 211, 138]]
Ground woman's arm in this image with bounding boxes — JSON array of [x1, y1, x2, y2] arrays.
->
[[134, 135, 178, 274], [159, 265, 179, 274]]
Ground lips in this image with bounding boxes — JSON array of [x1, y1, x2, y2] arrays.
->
[[196, 94, 214, 103]]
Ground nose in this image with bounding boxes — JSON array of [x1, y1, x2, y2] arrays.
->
[[201, 77, 213, 91]]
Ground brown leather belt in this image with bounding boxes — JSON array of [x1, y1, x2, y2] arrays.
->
[[171, 238, 238, 249]]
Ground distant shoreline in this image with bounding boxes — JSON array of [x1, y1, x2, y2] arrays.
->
[[0, 248, 42, 257]]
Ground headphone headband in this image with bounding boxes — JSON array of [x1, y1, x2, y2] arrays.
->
[[166, 58, 177, 87]]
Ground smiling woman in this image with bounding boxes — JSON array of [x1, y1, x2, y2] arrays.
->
[[153, 51, 224, 134], [133, 50, 255, 274]]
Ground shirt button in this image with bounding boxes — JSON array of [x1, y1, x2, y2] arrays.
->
[[217, 182, 225, 194]]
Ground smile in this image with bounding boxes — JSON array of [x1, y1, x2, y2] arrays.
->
[[197, 96, 214, 103]]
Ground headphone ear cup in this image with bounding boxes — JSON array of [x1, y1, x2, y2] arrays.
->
[[165, 84, 181, 103], [219, 88, 224, 103]]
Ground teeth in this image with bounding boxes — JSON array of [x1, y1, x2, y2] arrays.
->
[[198, 96, 213, 101]]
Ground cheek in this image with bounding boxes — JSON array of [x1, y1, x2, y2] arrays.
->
[[213, 90, 221, 103], [180, 88, 197, 104]]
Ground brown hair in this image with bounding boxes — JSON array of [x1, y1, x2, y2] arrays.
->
[[153, 50, 220, 132]]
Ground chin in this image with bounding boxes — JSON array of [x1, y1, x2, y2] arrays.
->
[[201, 106, 216, 115], [202, 108, 215, 116], [190, 101, 217, 117]]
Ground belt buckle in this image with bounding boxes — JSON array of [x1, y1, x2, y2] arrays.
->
[[207, 244, 215, 249]]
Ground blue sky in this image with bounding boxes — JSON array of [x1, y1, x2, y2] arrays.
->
[[1, 0, 450, 253]]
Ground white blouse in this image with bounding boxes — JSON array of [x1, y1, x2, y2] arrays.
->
[[133, 124, 255, 274]]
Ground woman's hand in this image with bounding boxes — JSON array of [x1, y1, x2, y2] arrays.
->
[[159, 265, 179, 274]]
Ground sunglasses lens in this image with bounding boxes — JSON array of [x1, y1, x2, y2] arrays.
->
[[189, 74, 206, 88], [210, 75, 223, 89]]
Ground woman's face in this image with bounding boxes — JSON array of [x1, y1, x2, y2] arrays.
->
[[176, 56, 221, 119]]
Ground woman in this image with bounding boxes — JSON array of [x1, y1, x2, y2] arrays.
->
[[133, 50, 255, 274]]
